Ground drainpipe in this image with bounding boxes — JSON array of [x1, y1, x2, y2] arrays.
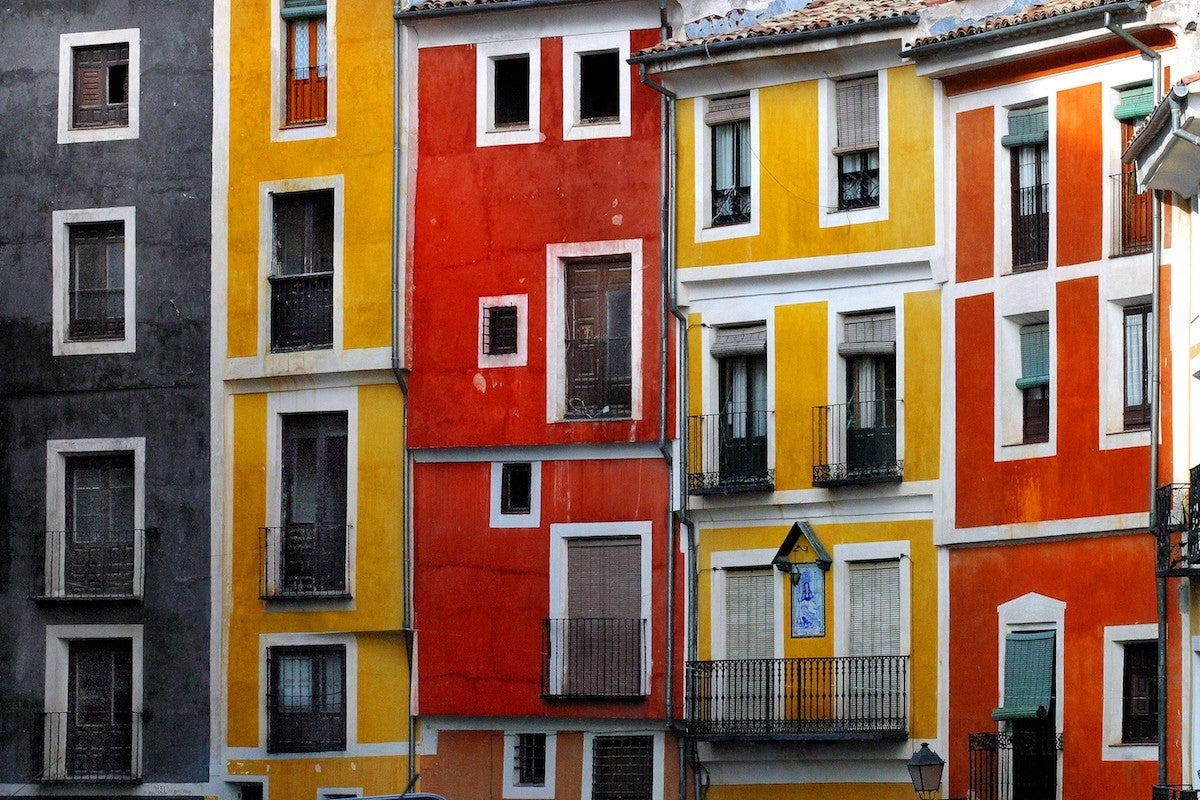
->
[[392, 9, 418, 790], [1106, 10, 1166, 787]]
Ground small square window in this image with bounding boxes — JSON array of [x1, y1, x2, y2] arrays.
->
[[484, 305, 520, 355], [591, 735, 653, 800], [68, 221, 126, 342], [73, 43, 129, 129], [500, 463, 532, 516], [515, 732, 546, 787], [578, 51, 619, 123], [493, 55, 531, 129]]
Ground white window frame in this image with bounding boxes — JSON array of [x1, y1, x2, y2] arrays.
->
[[694, 91, 760, 242], [548, 521, 653, 696], [476, 39, 541, 148], [997, 592, 1066, 740], [995, 308, 1056, 460], [264, 387, 358, 604], [995, 99, 1057, 272], [270, 0, 337, 141], [44, 437, 146, 599], [709, 549, 782, 660], [57, 29, 140, 144], [545, 239, 644, 422], [832, 541, 911, 658], [1099, 292, 1153, 450], [503, 731, 557, 799], [43, 623, 144, 780], [258, 176, 345, 359], [561, 31, 630, 141], [52, 206, 137, 356], [1102, 623, 1157, 761], [580, 731, 664, 800], [490, 460, 541, 529], [260, 632, 357, 755], [819, 71, 889, 228], [479, 293, 529, 369]]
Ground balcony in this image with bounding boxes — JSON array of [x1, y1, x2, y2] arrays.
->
[[1112, 171, 1153, 256], [30, 529, 143, 601], [968, 730, 1062, 800], [687, 411, 774, 494], [812, 400, 903, 487], [260, 524, 350, 600], [541, 618, 647, 700], [685, 655, 908, 740], [269, 272, 333, 352], [1154, 788, 1200, 800], [35, 712, 141, 783], [1154, 465, 1200, 577], [285, 65, 328, 126]]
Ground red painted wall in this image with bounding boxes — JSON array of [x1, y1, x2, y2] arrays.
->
[[946, 536, 1179, 800], [408, 30, 666, 450], [1056, 84, 1103, 267], [412, 458, 680, 719], [956, 107, 994, 283]]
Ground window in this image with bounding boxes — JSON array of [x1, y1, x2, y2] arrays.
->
[[994, 631, 1058, 786], [515, 732, 547, 786], [503, 731, 557, 798], [500, 463, 532, 515], [484, 305, 519, 355], [591, 736, 653, 800], [842, 312, 898, 479], [1005, 104, 1050, 269], [493, 55, 530, 128], [1018, 323, 1051, 443], [1123, 305, 1152, 429], [1122, 640, 1157, 744], [476, 40, 540, 147], [835, 76, 880, 210], [717, 341, 769, 488], [723, 568, 775, 723], [283, 0, 328, 126], [67, 222, 125, 342], [562, 32, 631, 141], [1114, 84, 1153, 256], [1102, 623, 1156, 759], [708, 95, 751, 226], [271, 190, 334, 352], [264, 412, 349, 598], [564, 259, 631, 419], [267, 645, 346, 753], [58, 30, 139, 143], [578, 51, 619, 123]]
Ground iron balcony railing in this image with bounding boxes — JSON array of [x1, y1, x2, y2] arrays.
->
[[564, 337, 632, 419], [685, 656, 908, 740], [30, 529, 143, 601], [270, 272, 333, 352], [1012, 183, 1050, 269], [687, 411, 774, 494], [1112, 172, 1153, 256], [1154, 787, 1200, 800], [812, 399, 903, 487], [286, 65, 328, 126], [712, 186, 751, 226], [35, 711, 141, 783], [542, 618, 647, 700], [1155, 465, 1200, 576], [968, 730, 1062, 800], [260, 524, 350, 600]]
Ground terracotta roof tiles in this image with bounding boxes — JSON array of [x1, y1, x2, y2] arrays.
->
[[908, 0, 1141, 50]]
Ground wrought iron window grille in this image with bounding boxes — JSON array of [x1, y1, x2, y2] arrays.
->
[[34, 711, 142, 783]]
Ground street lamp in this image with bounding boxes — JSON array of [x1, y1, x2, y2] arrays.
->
[[906, 743, 945, 800]]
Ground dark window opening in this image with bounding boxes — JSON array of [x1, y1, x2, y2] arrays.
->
[[65, 639, 134, 779], [515, 732, 547, 787], [592, 735, 653, 800], [1018, 322, 1050, 443], [1122, 640, 1158, 744], [500, 462, 532, 516], [72, 44, 129, 129], [838, 149, 880, 210], [711, 118, 750, 226], [267, 645, 346, 753], [1005, 103, 1051, 270], [284, 2, 328, 126], [493, 55, 530, 128], [271, 190, 334, 352], [65, 453, 136, 597], [1022, 385, 1050, 443], [483, 305, 519, 355], [1123, 304, 1152, 430], [68, 222, 125, 341], [565, 258, 632, 418], [579, 50, 620, 123]]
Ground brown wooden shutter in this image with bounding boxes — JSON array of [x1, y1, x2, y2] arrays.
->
[[566, 537, 640, 619]]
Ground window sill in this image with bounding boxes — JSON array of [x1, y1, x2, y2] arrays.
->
[[1101, 741, 1156, 762]]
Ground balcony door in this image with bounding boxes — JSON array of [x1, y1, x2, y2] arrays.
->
[[718, 351, 768, 483], [65, 454, 135, 597], [723, 568, 777, 728], [281, 412, 347, 595], [846, 560, 904, 727], [846, 353, 896, 475], [564, 536, 642, 696], [67, 639, 133, 778]]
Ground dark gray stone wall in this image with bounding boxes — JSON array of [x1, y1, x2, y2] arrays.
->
[[0, 0, 212, 785]]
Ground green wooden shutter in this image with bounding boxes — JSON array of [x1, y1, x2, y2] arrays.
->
[[1115, 84, 1154, 122], [1002, 104, 1049, 148], [992, 631, 1055, 720], [1016, 323, 1050, 390]]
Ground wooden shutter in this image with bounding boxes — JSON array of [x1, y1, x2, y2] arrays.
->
[[993, 631, 1055, 720], [836, 76, 878, 151], [565, 259, 632, 416], [711, 324, 766, 358], [705, 94, 749, 126], [847, 560, 901, 656], [1002, 104, 1049, 148], [839, 311, 895, 356], [725, 568, 774, 660], [566, 537, 640, 619], [1017, 323, 1050, 389]]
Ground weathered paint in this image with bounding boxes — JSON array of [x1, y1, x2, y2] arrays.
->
[[904, 290, 942, 483], [772, 301, 828, 491], [955, 107, 995, 283], [1056, 83, 1103, 268]]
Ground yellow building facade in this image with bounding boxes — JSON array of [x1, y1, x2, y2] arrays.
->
[[636, 13, 944, 800], [214, 0, 409, 796]]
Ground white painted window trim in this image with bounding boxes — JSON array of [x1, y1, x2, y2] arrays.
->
[[502, 731, 557, 799], [476, 39, 541, 148], [51, 206, 137, 356], [548, 521, 653, 696], [709, 548, 783, 660], [832, 541, 911, 658], [1101, 623, 1157, 761], [45, 437, 146, 599], [580, 731, 664, 800], [260, 632, 357, 755], [479, 293, 529, 369], [1098, 291, 1153, 451], [57, 29, 140, 144], [818, 70, 890, 228], [693, 90, 760, 243], [561, 31, 630, 141], [826, 302, 906, 467], [994, 306, 1056, 461], [545, 239, 644, 423], [997, 592, 1067, 739], [264, 387, 358, 603], [258, 176, 345, 359], [317, 789, 362, 800], [700, 321, 776, 477], [490, 460, 541, 529], [44, 623, 144, 779], [270, 0, 337, 141], [994, 99, 1057, 274]]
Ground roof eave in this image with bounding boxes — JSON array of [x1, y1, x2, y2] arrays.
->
[[630, 14, 919, 66], [398, 0, 602, 20]]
